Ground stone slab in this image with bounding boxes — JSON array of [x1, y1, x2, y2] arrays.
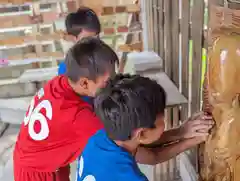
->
[[0, 97, 31, 124], [0, 97, 31, 111], [0, 64, 33, 79], [124, 51, 187, 106], [0, 108, 26, 125], [0, 81, 36, 98], [143, 72, 187, 106], [0, 124, 19, 181], [124, 51, 163, 75], [0, 122, 8, 136], [19, 67, 58, 83]]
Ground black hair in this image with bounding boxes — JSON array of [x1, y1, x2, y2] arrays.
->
[[94, 74, 166, 141], [65, 7, 101, 37], [65, 37, 119, 82]]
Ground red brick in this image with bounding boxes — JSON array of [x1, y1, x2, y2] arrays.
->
[[103, 28, 115, 35], [117, 26, 128, 33]]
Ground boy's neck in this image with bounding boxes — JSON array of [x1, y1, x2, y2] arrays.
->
[[115, 140, 139, 156]]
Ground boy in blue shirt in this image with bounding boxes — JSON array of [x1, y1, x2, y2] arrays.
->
[[58, 7, 101, 75], [76, 74, 209, 181]]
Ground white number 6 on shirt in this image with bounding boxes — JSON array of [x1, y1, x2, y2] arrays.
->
[[24, 92, 53, 141]]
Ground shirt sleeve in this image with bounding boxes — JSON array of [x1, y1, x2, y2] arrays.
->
[[58, 108, 103, 165], [74, 107, 104, 142]]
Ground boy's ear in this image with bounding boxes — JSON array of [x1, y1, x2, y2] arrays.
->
[[133, 128, 153, 145], [78, 77, 89, 90], [72, 35, 78, 42]]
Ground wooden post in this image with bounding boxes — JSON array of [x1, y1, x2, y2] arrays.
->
[[171, 0, 180, 179], [191, 0, 205, 173], [164, 0, 172, 76], [191, 0, 204, 115], [180, 0, 190, 121]]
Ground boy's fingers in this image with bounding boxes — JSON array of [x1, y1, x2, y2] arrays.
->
[[202, 115, 214, 121], [193, 132, 209, 137], [192, 124, 212, 131], [190, 112, 204, 120], [198, 115, 214, 121], [196, 128, 212, 133], [190, 113, 214, 122], [191, 119, 214, 126]]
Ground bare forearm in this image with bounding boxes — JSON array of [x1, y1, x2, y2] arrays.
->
[[136, 138, 197, 165], [150, 127, 182, 147]]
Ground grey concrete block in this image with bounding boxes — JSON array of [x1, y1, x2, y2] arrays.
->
[[142, 72, 187, 106], [0, 64, 33, 79], [19, 67, 58, 83], [0, 97, 31, 111], [0, 124, 18, 181], [0, 122, 8, 136], [123, 52, 187, 106], [0, 108, 26, 125], [0, 97, 31, 124], [0, 83, 36, 98]]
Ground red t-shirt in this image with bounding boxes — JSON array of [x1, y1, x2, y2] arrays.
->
[[14, 75, 103, 181]]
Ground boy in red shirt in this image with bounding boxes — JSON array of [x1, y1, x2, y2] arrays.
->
[[14, 38, 117, 181], [14, 37, 214, 181]]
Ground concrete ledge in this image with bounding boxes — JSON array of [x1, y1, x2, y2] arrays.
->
[[0, 96, 31, 124], [0, 64, 33, 79], [0, 108, 26, 125], [19, 67, 58, 83], [0, 125, 19, 181], [0, 82, 36, 98], [144, 72, 187, 106]]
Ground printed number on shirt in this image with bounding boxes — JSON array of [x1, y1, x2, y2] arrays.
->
[[77, 156, 96, 181], [24, 88, 53, 141]]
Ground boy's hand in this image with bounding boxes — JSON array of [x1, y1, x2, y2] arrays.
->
[[190, 135, 209, 145], [179, 112, 214, 139]]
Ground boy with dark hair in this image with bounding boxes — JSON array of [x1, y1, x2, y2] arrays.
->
[[14, 38, 118, 181], [65, 7, 101, 38], [58, 7, 101, 75], [76, 74, 206, 181]]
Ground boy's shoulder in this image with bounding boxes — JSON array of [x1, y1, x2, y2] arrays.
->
[[76, 130, 148, 181]]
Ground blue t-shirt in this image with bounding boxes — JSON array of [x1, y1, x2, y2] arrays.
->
[[58, 61, 66, 75], [76, 130, 148, 181]]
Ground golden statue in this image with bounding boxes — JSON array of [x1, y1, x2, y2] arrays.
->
[[201, 33, 240, 181]]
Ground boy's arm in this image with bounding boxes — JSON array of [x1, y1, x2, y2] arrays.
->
[[135, 112, 214, 165], [150, 112, 213, 147], [135, 136, 206, 165], [151, 127, 182, 146]]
